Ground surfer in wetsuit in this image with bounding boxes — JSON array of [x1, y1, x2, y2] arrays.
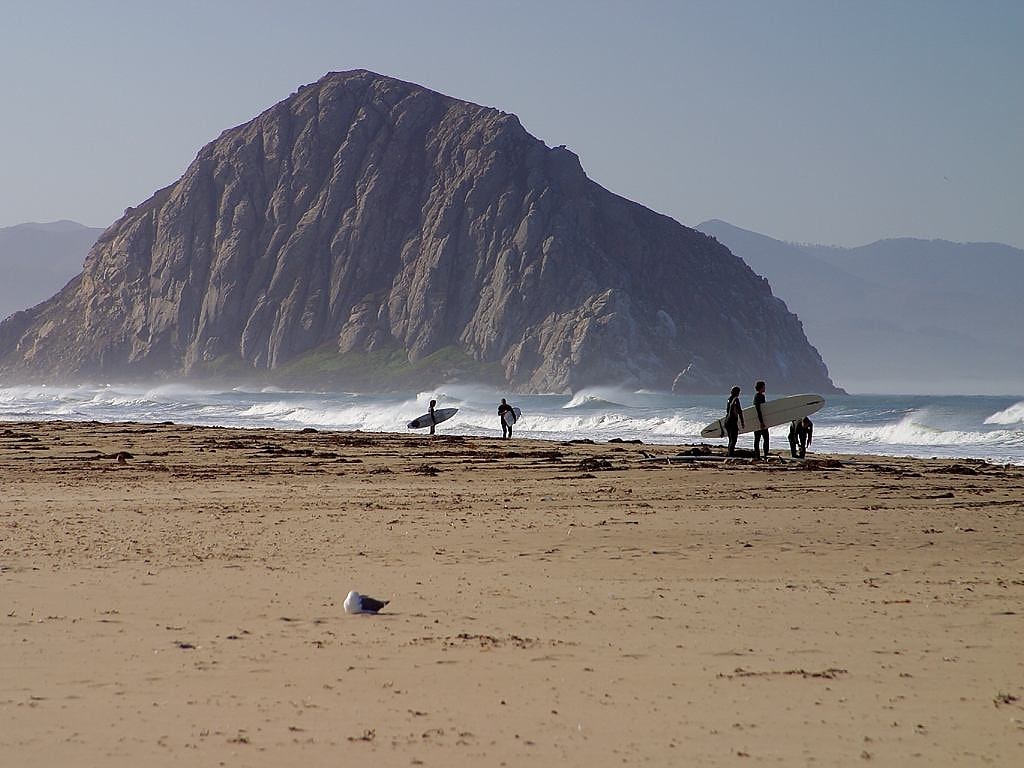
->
[[788, 416, 813, 458], [428, 399, 437, 435], [498, 398, 516, 439], [725, 386, 744, 456], [753, 380, 769, 460]]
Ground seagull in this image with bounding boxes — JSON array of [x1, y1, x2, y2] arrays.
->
[[344, 590, 389, 614]]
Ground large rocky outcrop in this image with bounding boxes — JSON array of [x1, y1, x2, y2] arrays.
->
[[0, 70, 840, 394]]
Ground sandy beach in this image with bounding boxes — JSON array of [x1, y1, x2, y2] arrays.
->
[[2, 420, 1022, 766]]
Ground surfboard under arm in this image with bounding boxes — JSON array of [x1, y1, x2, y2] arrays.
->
[[700, 395, 825, 439]]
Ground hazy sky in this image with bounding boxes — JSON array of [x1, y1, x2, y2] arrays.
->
[[3, 1, 1022, 247]]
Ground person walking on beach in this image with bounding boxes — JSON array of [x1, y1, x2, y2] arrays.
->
[[725, 386, 744, 456], [428, 399, 438, 435], [497, 398, 516, 439], [753, 380, 769, 460], [788, 416, 813, 458]]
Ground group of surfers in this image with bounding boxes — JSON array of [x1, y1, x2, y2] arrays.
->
[[423, 386, 813, 458], [725, 380, 813, 460], [423, 398, 518, 439]]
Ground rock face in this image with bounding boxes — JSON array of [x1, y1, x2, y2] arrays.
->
[[0, 70, 840, 394]]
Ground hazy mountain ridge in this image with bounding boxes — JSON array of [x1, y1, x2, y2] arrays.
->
[[697, 219, 1023, 394], [0, 221, 103, 321], [0, 72, 839, 394]]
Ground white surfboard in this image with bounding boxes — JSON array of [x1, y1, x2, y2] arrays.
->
[[701, 394, 824, 439], [501, 407, 521, 427], [407, 407, 458, 429]]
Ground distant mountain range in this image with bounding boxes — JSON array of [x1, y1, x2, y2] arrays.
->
[[0, 221, 102, 321], [0, 71, 838, 395], [697, 220, 1023, 395]]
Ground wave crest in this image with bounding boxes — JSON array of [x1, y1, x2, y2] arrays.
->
[[822, 411, 1019, 447], [985, 401, 1024, 425]]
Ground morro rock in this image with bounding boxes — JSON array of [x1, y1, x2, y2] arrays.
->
[[0, 70, 840, 394]]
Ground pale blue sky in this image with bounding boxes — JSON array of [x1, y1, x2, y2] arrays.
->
[[2, 0, 1022, 247]]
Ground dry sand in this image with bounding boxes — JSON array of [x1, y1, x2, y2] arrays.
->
[[1, 420, 1022, 766]]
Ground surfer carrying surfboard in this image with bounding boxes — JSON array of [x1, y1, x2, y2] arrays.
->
[[725, 386, 745, 456], [498, 398, 516, 439], [753, 380, 769, 460], [407, 402, 458, 433]]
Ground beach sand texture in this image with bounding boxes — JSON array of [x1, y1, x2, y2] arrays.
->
[[2, 421, 1022, 766]]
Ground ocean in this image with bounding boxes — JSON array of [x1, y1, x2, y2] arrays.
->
[[1, 383, 1022, 466]]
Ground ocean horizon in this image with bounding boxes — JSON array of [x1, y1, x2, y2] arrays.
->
[[1, 382, 1022, 467]]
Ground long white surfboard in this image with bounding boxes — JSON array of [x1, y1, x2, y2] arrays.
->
[[407, 407, 458, 429], [701, 394, 824, 439]]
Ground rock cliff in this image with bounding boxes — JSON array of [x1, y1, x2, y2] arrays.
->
[[0, 70, 840, 394]]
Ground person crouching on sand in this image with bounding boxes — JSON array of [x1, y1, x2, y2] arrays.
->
[[789, 416, 813, 458], [725, 386, 744, 456]]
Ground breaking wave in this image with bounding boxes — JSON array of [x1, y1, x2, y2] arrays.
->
[[985, 400, 1024, 426], [820, 411, 1014, 447]]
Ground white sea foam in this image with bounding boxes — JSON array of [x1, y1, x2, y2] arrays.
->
[[985, 401, 1024, 425], [504, 411, 708, 442], [820, 411, 1013, 447], [0, 384, 71, 403], [234, 399, 413, 432]]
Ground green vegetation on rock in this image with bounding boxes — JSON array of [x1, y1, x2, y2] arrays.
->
[[193, 344, 504, 392]]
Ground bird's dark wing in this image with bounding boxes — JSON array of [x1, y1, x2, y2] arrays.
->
[[361, 596, 389, 613]]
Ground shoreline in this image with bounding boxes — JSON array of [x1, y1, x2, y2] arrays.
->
[[2, 413, 1019, 469], [3, 419, 1023, 765], [2, 384, 1022, 468]]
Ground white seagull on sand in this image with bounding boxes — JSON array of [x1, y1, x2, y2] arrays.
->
[[344, 590, 389, 614]]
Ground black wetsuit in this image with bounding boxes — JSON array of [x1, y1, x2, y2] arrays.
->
[[753, 391, 768, 459], [725, 395, 743, 456], [498, 403, 515, 439], [789, 418, 812, 458]]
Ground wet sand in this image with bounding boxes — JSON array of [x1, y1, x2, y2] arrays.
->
[[2, 420, 1023, 766]]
